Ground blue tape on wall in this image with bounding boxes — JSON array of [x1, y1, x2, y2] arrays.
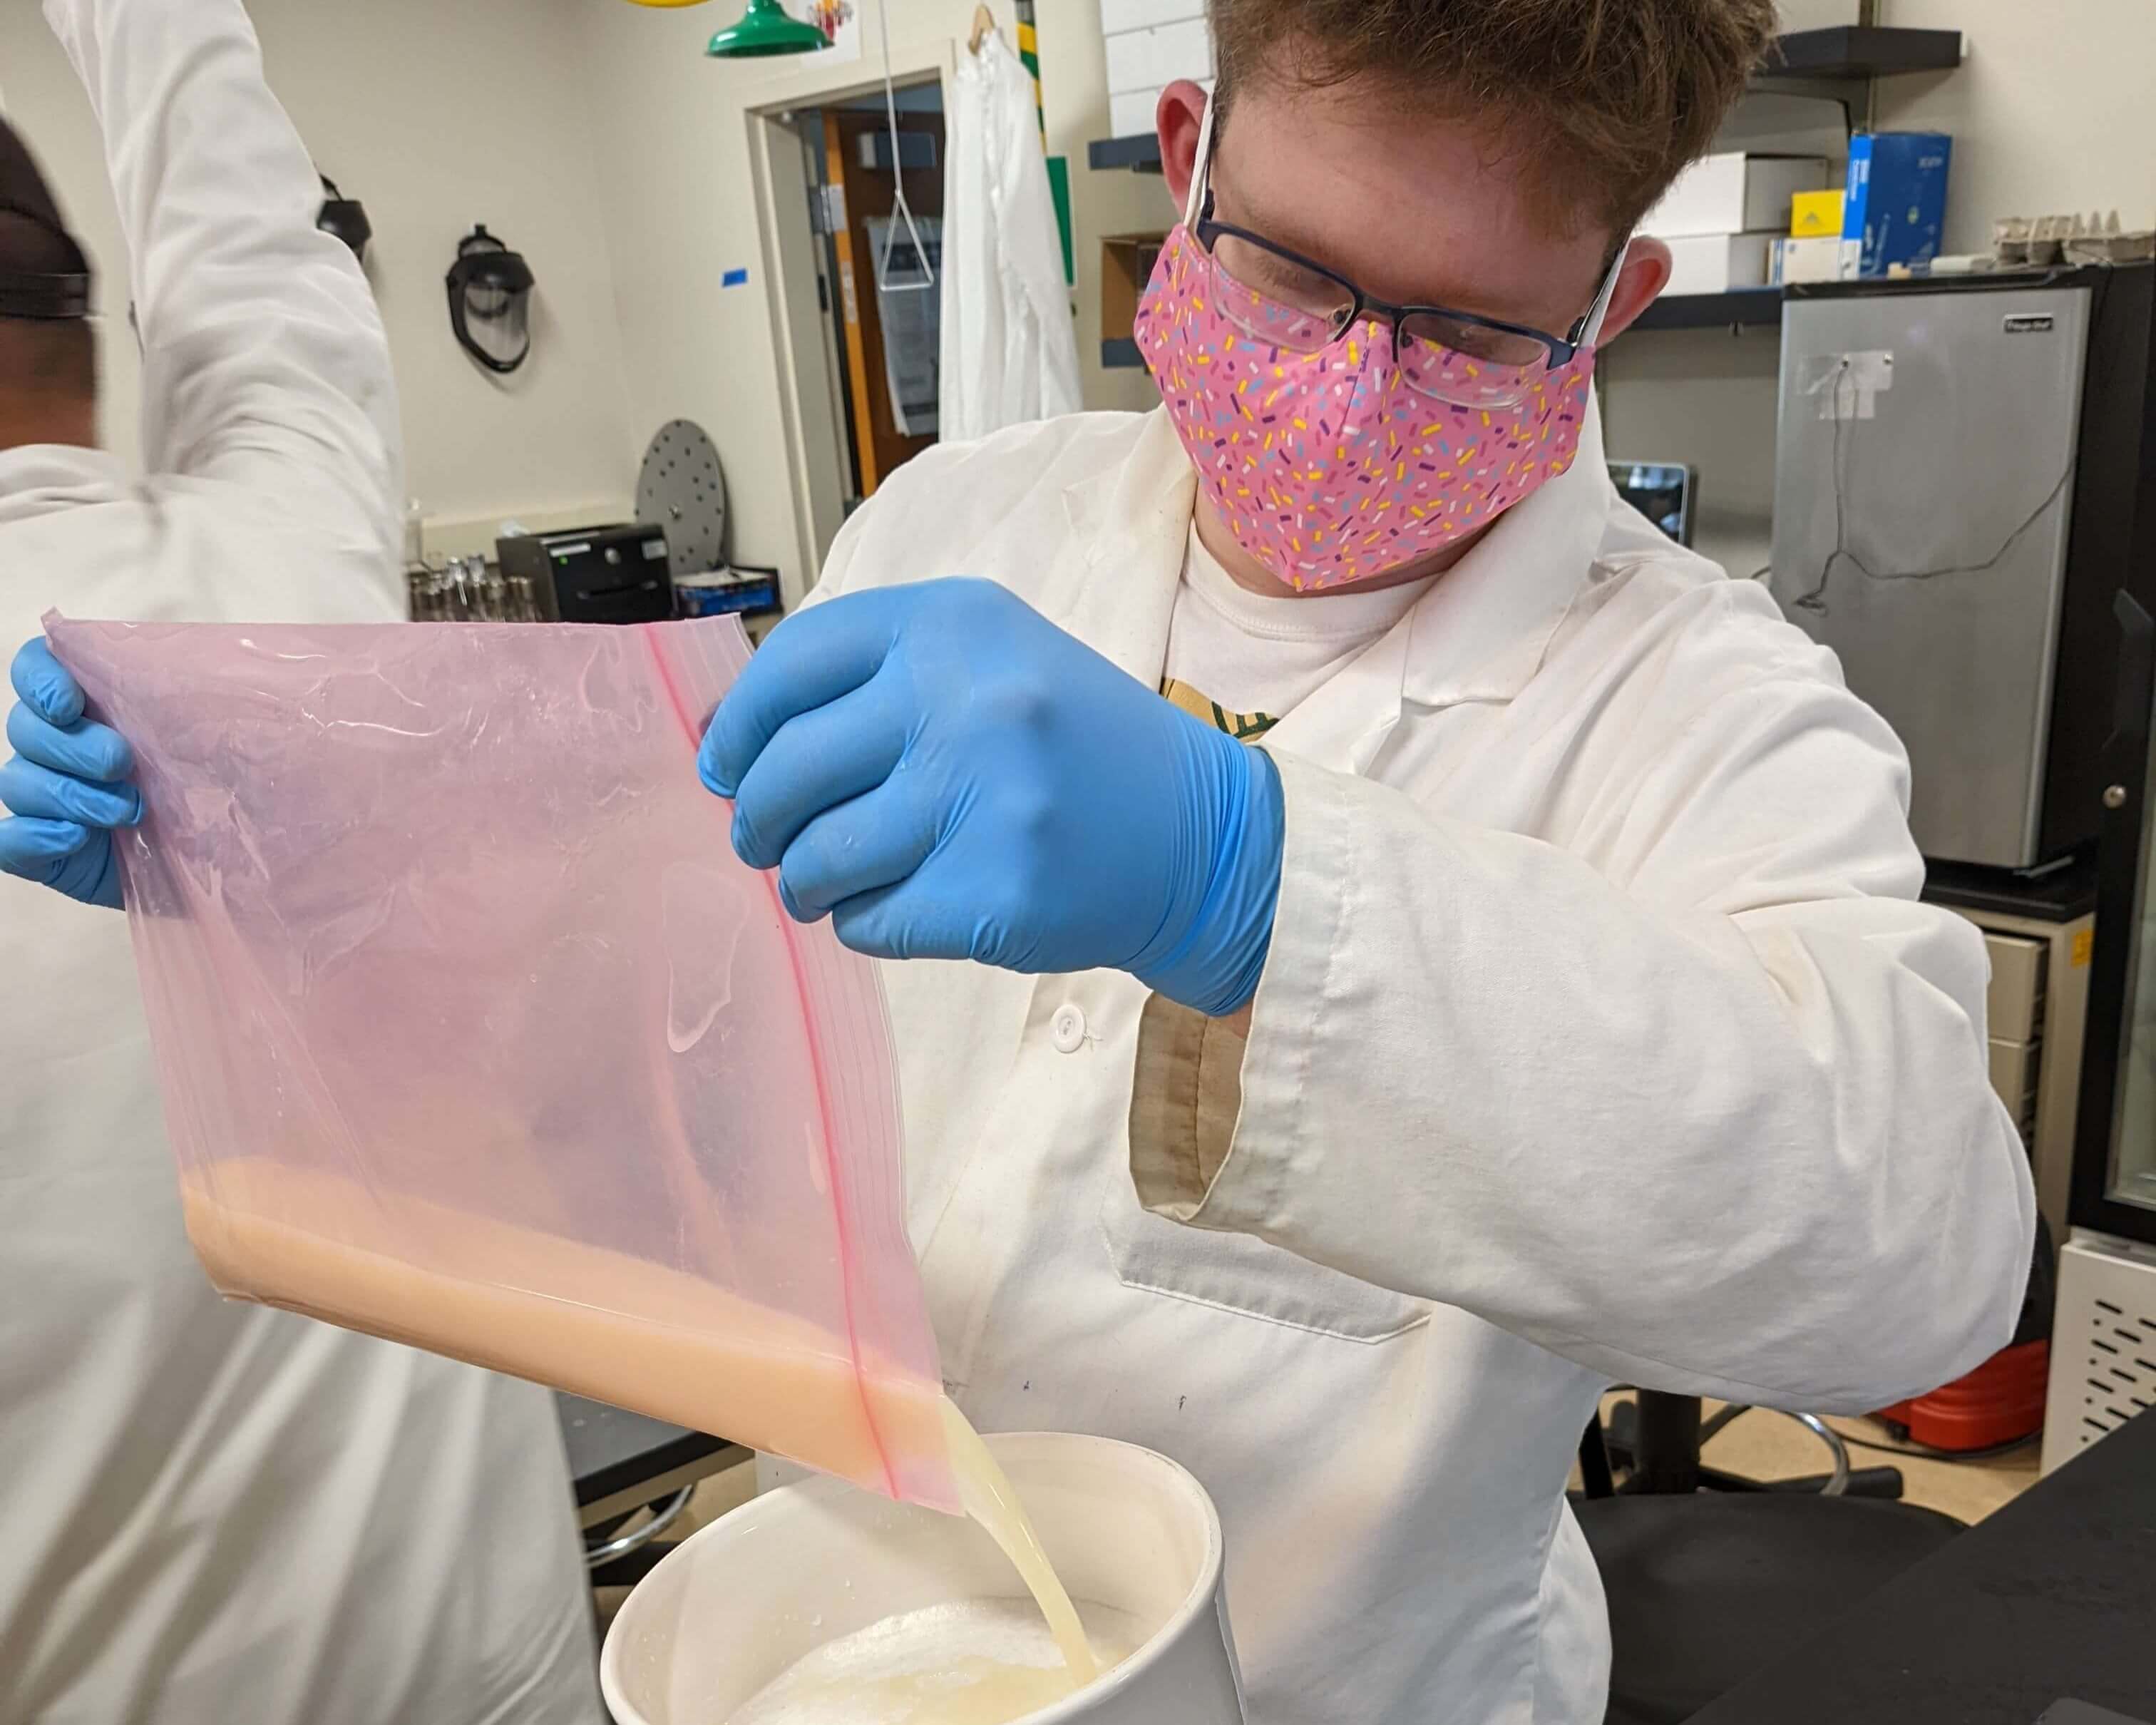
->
[[722, 267, 749, 287]]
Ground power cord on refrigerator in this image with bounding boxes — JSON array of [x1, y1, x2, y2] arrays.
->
[[1787, 359, 2075, 612], [1757, 357, 2075, 613]]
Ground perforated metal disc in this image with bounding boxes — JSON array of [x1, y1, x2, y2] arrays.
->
[[637, 419, 729, 579]]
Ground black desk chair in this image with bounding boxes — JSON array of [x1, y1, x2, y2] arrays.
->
[[1578, 1215, 2056, 1722], [556, 1393, 749, 1590], [1575, 1392, 1964, 1725]]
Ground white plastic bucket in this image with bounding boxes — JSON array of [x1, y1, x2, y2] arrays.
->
[[600, 1431, 1246, 1725]]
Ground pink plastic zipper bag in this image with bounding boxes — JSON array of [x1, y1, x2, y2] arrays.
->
[[45, 613, 954, 1510]]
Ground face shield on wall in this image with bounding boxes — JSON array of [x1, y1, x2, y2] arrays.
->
[[445, 224, 535, 374], [317, 174, 371, 264]]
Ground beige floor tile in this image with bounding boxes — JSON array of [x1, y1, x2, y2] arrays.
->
[[1581, 1393, 2039, 1523]]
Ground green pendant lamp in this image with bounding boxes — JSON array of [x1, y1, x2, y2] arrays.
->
[[706, 0, 829, 57]]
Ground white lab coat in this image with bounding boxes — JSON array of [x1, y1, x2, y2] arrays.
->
[[810, 406, 2036, 1724], [0, 3, 595, 1721], [937, 31, 1082, 441]]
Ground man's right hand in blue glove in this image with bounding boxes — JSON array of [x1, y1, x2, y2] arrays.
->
[[700, 578, 1284, 1018], [0, 638, 140, 909]]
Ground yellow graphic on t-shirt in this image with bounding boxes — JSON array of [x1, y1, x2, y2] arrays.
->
[[1160, 677, 1277, 742]]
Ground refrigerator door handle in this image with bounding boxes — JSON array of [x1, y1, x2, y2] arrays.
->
[[2108, 589, 2155, 757]]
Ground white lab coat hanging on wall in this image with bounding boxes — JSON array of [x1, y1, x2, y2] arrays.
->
[[938, 30, 1082, 440]]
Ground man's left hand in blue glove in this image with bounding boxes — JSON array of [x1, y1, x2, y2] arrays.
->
[[699, 578, 1284, 1019]]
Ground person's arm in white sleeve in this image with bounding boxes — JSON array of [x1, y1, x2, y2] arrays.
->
[[44, 0, 401, 571], [1138, 674, 2036, 1413]]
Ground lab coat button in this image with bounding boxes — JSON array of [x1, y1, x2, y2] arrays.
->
[[1051, 1004, 1086, 1053]]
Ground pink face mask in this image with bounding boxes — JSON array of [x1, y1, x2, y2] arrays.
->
[[1134, 99, 1621, 590]]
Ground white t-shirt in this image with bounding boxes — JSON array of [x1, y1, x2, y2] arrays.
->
[[1159, 524, 1432, 739]]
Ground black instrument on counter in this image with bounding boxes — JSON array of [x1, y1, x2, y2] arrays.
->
[[495, 523, 673, 625], [1608, 459, 1696, 547]]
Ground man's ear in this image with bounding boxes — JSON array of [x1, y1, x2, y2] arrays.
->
[[1157, 80, 1210, 215], [1593, 237, 1674, 344]]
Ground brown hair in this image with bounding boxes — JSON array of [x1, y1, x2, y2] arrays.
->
[[0, 317, 96, 404], [1208, 0, 1779, 237]]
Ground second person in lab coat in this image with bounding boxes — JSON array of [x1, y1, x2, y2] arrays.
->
[[0, 1, 595, 1720]]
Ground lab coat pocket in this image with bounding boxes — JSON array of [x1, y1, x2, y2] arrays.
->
[[1099, 1162, 1429, 1344]]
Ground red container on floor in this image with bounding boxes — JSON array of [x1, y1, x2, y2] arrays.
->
[[1873, 1339, 2050, 1451]]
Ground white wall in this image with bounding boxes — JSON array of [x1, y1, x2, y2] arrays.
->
[[1037, 0, 1178, 416], [573, 0, 1170, 602], [8, 0, 1170, 590], [0, 0, 639, 538], [1874, 0, 2156, 254], [1599, 327, 1782, 579], [18, 0, 2137, 595], [1775, 0, 1862, 26]]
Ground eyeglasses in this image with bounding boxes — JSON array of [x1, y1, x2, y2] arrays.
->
[[1179, 99, 1626, 411]]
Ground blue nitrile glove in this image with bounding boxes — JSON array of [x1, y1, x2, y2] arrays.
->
[[699, 579, 1284, 1017], [0, 638, 140, 909]]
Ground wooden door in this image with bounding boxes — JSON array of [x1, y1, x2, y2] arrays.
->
[[823, 107, 944, 496]]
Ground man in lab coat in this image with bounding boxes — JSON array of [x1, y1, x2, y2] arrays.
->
[[0, 1, 596, 1720], [10, 5, 2038, 1725], [693, 4, 2037, 1719]]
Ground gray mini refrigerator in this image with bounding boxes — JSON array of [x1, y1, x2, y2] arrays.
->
[[1769, 266, 2156, 871]]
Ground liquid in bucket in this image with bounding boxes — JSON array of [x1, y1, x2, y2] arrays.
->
[[719, 1403, 1116, 1724], [723, 1602, 1138, 1725]]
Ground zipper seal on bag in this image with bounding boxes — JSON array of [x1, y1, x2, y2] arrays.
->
[[640, 619, 903, 1503]]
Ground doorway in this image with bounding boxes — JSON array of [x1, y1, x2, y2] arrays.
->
[[791, 81, 945, 508], [741, 36, 958, 596]]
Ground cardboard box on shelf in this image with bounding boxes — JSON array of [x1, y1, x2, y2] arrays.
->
[[1101, 233, 1169, 345], [1641, 153, 1832, 239], [1772, 235, 1843, 285], [1662, 232, 1776, 296], [1790, 189, 1844, 238], [1841, 132, 1953, 278], [1099, 0, 1205, 31], [1104, 16, 1213, 95]]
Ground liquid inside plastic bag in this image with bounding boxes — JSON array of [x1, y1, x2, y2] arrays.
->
[[45, 612, 955, 1511]]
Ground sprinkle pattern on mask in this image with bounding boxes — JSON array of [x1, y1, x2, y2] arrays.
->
[[1134, 227, 1595, 591]]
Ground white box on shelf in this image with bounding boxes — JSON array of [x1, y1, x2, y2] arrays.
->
[[1104, 17, 1213, 94], [1109, 86, 1160, 138], [1099, 0, 1206, 33], [1662, 232, 1775, 296], [1771, 235, 1843, 285], [1641, 152, 1833, 239]]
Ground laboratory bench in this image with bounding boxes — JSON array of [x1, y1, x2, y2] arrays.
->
[[1690, 1406, 2156, 1725]]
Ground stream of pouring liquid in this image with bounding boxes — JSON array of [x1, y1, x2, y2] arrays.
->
[[940, 1397, 1101, 1688]]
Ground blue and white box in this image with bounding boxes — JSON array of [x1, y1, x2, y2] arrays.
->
[[1839, 132, 1953, 278]]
